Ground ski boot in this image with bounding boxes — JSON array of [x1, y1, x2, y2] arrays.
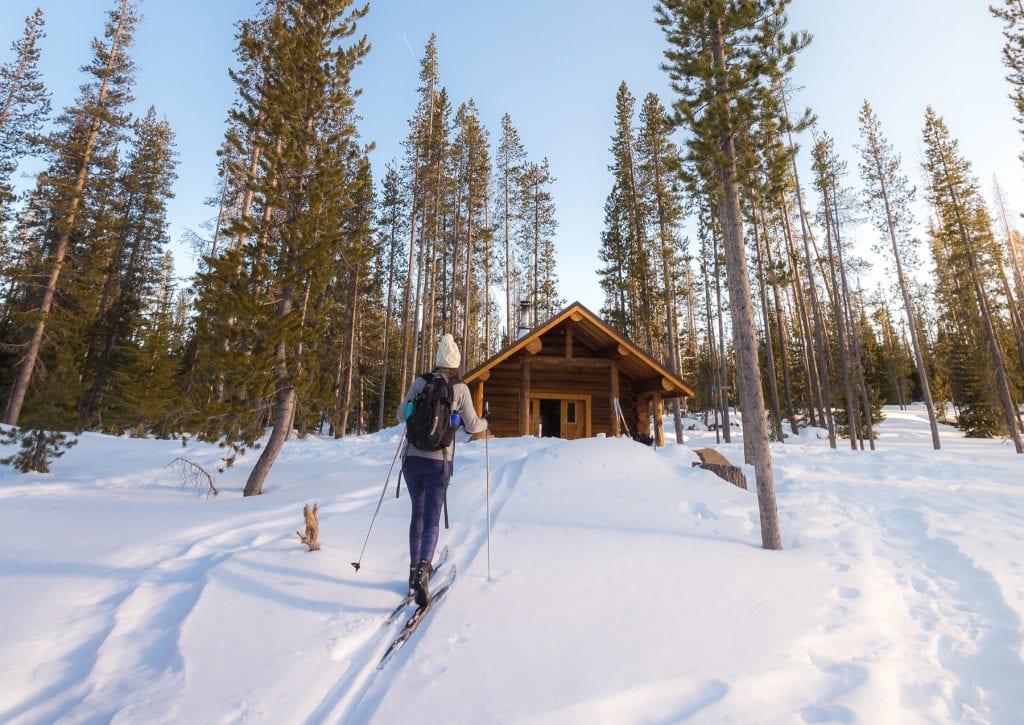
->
[[413, 560, 432, 607]]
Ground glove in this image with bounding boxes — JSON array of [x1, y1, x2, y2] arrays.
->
[[483, 411, 493, 425]]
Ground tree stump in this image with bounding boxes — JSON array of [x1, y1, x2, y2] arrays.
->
[[297, 503, 321, 551], [692, 448, 748, 490]]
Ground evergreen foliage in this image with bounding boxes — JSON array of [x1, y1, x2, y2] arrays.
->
[[0, 427, 77, 474], [187, 0, 373, 494], [991, 0, 1024, 166], [2, 0, 139, 430], [922, 108, 1023, 448], [0, 8, 50, 222], [519, 158, 560, 322]]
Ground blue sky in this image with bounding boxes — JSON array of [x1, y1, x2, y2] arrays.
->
[[1, 0, 1021, 311]]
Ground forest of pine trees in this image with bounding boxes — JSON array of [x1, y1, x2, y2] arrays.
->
[[0, 0, 1022, 501]]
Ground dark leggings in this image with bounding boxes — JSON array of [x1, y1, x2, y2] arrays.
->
[[402, 455, 447, 566]]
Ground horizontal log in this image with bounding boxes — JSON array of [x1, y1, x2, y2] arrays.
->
[[528, 355, 615, 369], [636, 376, 674, 393], [599, 343, 631, 359]]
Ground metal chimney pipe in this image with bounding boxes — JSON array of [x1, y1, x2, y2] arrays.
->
[[517, 299, 532, 339]]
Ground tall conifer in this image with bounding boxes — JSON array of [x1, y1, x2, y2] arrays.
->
[[858, 101, 940, 448], [495, 114, 526, 344], [656, 0, 810, 549], [0, 8, 50, 223], [3, 0, 137, 428], [80, 107, 177, 428], [992, 0, 1024, 166], [637, 92, 686, 439], [922, 108, 1023, 451], [518, 158, 560, 321]]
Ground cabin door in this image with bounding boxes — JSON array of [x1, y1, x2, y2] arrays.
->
[[560, 398, 587, 440], [530, 395, 589, 440]]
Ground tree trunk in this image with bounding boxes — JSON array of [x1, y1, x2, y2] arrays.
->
[[338, 267, 360, 437], [244, 284, 296, 496], [712, 229, 731, 442], [462, 168, 474, 373], [377, 197, 399, 430], [504, 155, 514, 346], [752, 209, 784, 441], [846, 288, 876, 449], [652, 157, 684, 443], [710, 18, 781, 550], [819, 180, 858, 449], [779, 192, 823, 427], [868, 141, 941, 448], [762, 213, 798, 434]]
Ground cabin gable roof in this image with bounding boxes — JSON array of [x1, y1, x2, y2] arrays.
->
[[464, 301, 695, 398]]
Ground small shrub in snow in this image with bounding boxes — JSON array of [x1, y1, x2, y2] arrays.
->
[[0, 428, 78, 474]]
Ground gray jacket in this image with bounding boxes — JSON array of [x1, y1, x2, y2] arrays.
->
[[397, 371, 488, 461]]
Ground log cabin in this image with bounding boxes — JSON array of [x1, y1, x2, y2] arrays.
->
[[464, 302, 694, 446]]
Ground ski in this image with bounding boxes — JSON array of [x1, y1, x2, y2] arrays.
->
[[384, 545, 448, 625], [378, 563, 457, 669]]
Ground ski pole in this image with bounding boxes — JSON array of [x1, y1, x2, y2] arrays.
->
[[485, 402, 492, 583], [351, 435, 405, 572]]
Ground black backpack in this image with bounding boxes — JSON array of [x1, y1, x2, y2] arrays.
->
[[405, 373, 458, 451]]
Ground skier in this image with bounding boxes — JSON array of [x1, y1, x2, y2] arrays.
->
[[397, 333, 489, 606]]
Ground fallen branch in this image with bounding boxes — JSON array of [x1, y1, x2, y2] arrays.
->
[[166, 457, 218, 498]]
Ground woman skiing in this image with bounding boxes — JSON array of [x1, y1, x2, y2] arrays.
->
[[397, 333, 489, 605]]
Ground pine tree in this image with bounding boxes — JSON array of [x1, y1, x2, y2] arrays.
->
[[858, 101, 940, 448], [922, 108, 1023, 451], [607, 82, 657, 352], [333, 153, 377, 437], [80, 107, 177, 428], [656, 0, 810, 549], [375, 163, 407, 429], [103, 251, 187, 436], [3, 0, 137, 428], [597, 184, 631, 331], [452, 99, 490, 369], [812, 134, 880, 449], [992, 177, 1024, 310], [398, 35, 440, 392], [637, 91, 686, 440], [416, 85, 452, 375], [0, 427, 76, 473], [519, 158, 560, 321], [0, 8, 51, 223], [494, 113, 526, 344], [991, 0, 1024, 166], [235, 0, 370, 495], [779, 91, 836, 448]]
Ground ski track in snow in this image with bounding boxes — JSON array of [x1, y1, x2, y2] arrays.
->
[[307, 443, 533, 724], [2, 509, 302, 724]]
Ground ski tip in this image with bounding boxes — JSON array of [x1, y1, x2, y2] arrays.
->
[[351, 562, 361, 572]]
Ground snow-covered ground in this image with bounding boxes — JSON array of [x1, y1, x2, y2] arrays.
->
[[1, 405, 1022, 724]]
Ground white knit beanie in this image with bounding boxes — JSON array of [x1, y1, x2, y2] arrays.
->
[[435, 333, 461, 369]]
